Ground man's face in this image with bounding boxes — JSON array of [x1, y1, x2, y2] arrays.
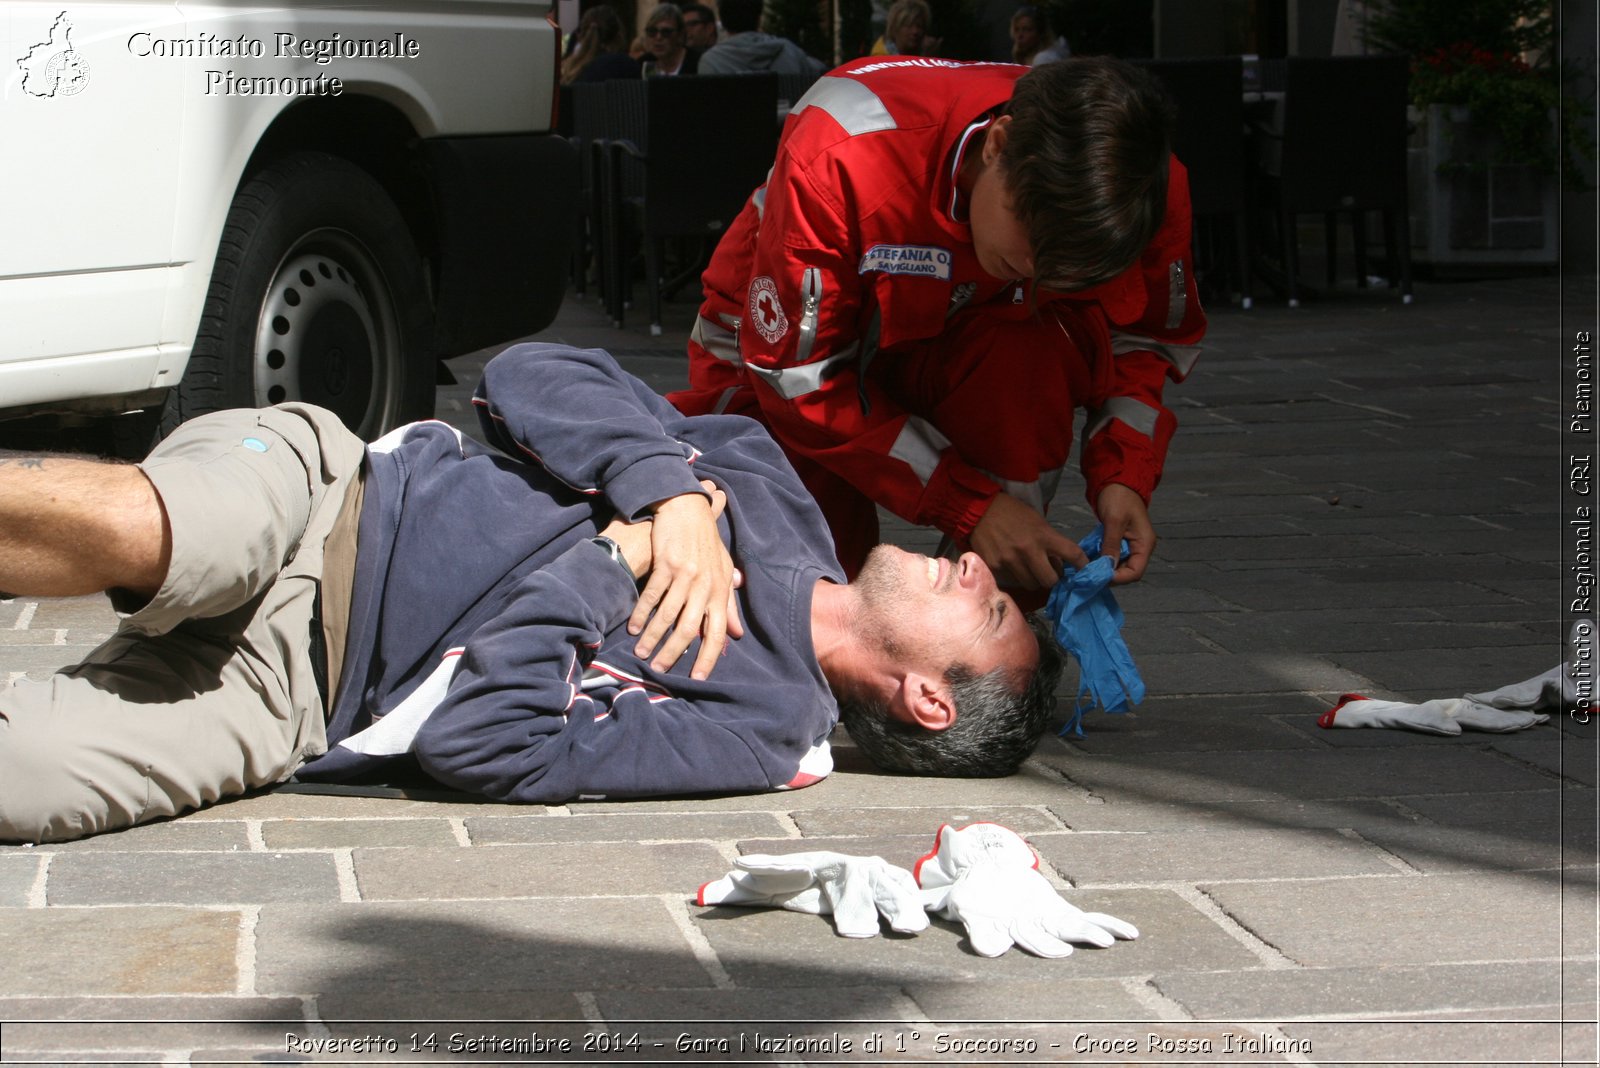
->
[[683, 11, 717, 49], [646, 18, 685, 60], [853, 546, 1038, 681], [967, 122, 1036, 282]]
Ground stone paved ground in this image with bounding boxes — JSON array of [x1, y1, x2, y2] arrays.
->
[[0, 270, 1595, 1066]]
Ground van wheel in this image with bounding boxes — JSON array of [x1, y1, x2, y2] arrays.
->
[[162, 152, 434, 441]]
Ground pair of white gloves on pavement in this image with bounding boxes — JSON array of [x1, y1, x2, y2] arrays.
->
[[697, 823, 1137, 959], [1319, 663, 1576, 736]]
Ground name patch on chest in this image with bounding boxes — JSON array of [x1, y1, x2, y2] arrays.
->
[[859, 244, 952, 280]]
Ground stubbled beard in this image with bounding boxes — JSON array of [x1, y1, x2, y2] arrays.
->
[[852, 546, 909, 660]]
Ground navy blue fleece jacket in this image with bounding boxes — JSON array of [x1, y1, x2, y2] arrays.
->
[[295, 344, 845, 801]]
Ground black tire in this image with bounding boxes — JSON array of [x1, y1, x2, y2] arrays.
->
[[160, 152, 434, 442]]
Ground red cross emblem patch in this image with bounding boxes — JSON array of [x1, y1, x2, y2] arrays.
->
[[748, 276, 788, 344]]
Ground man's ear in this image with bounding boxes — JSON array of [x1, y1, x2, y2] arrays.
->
[[892, 672, 956, 732], [982, 114, 1011, 165]]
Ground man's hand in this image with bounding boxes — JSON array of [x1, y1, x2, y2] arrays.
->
[[608, 479, 744, 680], [598, 511, 653, 578], [1095, 484, 1155, 586], [968, 492, 1089, 590]]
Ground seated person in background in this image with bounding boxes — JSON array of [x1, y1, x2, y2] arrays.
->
[[1010, 4, 1069, 65], [0, 345, 1061, 844], [641, 3, 701, 77], [562, 4, 641, 84], [670, 57, 1202, 604], [872, 0, 939, 57], [699, 0, 825, 76], [681, 3, 721, 51]]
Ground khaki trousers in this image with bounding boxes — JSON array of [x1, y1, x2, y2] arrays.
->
[[0, 404, 364, 842]]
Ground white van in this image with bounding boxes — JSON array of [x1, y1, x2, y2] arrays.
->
[[2, 2, 576, 443]]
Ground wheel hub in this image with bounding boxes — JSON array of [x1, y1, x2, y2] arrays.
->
[[255, 242, 398, 435]]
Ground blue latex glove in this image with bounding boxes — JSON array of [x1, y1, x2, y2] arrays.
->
[[1044, 525, 1145, 736]]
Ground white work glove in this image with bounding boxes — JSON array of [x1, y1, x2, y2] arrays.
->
[[914, 823, 1138, 959], [696, 852, 929, 938], [1318, 694, 1463, 735], [1467, 664, 1577, 712], [1319, 693, 1548, 735], [1453, 700, 1549, 732]]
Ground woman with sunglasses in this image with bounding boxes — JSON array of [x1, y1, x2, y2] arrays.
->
[[641, 3, 700, 78]]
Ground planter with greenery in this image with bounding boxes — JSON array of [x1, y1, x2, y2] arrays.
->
[[1363, 0, 1594, 268]]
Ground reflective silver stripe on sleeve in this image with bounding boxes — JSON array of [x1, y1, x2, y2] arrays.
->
[[888, 417, 952, 486], [711, 387, 742, 414], [1110, 331, 1202, 377], [1167, 260, 1187, 331], [1083, 396, 1161, 442], [790, 76, 896, 136], [983, 464, 1066, 513], [750, 165, 776, 219], [691, 314, 742, 366], [746, 346, 860, 400]]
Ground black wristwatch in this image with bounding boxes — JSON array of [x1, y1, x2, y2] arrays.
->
[[591, 535, 636, 582]]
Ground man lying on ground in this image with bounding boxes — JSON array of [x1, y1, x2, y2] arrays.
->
[[0, 344, 1060, 843]]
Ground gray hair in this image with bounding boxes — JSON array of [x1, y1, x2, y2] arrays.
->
[[836, 614, 1063, 777], [647, 3, 685, 31]]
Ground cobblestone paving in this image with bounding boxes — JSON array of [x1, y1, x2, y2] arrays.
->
[[0, 273, 1594, 1065]]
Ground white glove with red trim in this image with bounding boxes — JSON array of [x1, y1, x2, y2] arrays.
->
[[696, 852, 929, 938], [1319, 693, 1547, 735], [914, 823, 1139, 959]]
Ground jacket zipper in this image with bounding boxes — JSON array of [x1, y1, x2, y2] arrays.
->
[[797, 267, 822, 364], [1167, 260, 1187, 330]]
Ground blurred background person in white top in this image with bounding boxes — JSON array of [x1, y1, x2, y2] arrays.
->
[[1010, 4, 1069, 65]]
